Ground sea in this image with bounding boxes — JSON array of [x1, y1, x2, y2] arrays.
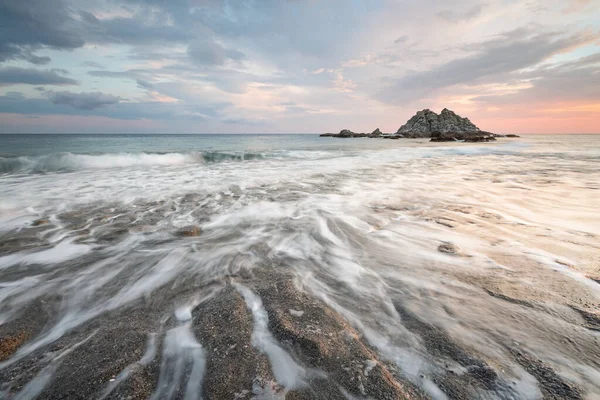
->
[[0, 134, 599, 399]]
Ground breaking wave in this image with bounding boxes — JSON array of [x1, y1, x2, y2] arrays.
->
[[0, 151, 272, 174]]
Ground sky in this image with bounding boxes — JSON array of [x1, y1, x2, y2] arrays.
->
[[0, 0, 599, 134]]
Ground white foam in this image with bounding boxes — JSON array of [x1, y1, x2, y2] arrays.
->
[[235, 284, 307, 389], [150, 324, 206, 400], [0, 239, 91, 270]]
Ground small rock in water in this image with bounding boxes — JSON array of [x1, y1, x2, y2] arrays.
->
[[438, 243, 459, 254], [32, 218, 49, 226], [175, 225, 202, 237]]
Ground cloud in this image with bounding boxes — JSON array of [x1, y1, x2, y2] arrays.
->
[[330, 71, 356, 93], [83, 61, 105, 69], [394, 36, 409, 44], [88, 70, 142, 79], [48, 91, 121, 110], [136, 79, 154, 89], [0, 67, 78, 86], [80, 11, 192, 45], [0, 91, 231, 122], [23, 52, 52, 65], [378, 29, 597, 103], [0, 0, 84, 64], [187, 38, 246, 66], [564, 0, 593, 14], [436, 4, 486, 22], [471, 52, 600, 104], [0, 0, 192, 64]]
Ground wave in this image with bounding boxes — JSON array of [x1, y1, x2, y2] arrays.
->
[[0, 151, 271, 174]]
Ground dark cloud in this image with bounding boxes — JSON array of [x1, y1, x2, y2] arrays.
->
[[48, 91, 122, 110], [221, 117, 266, 126], [0, 0, 194, 65], [0, 67, 78, 86], [0, 93, 132, 118], [0, 91, 231, 122], [378, 30, 596, 103], [0, 0, 84, 64], [88, 70, 141, 79], [23, 52, 52, 65]]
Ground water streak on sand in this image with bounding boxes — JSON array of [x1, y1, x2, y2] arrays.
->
[[235, 284, 308, 390]]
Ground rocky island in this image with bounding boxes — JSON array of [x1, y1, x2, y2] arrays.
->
[[321, 108, 519, 142]]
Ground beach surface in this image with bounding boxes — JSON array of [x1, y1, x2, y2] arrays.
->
[[0, 134, 599, 399]]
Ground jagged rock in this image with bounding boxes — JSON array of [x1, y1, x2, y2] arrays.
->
[[397, 108, 481, 138], [32, 219, 49, 226], [371, 128, 382, 136], [338, 129, 355, 138], [506, 134, 520, 138]]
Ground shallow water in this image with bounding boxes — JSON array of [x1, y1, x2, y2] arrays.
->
[[0, 134, 599, 399]]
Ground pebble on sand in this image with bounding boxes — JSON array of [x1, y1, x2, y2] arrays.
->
[[438, 243, 459, 254]]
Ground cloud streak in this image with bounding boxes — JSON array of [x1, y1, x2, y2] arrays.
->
[[377, 29, 597, 103], [0, 67, 78, 86], [48, 91, 122, 110]]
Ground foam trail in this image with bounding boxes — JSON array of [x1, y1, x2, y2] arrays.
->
[[0, 250, 188, 369], [0, 239, 91, 270], [12, 363, 60, 400], [149, 324, 205, 400], [234, 284, 307, 389]]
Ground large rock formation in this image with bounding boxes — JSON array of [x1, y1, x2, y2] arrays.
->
[[320, 108, 505, 142], [397, 108, 480, 138]]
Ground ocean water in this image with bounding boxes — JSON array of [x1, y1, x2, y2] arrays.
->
[[0, 134, 599, 399]]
